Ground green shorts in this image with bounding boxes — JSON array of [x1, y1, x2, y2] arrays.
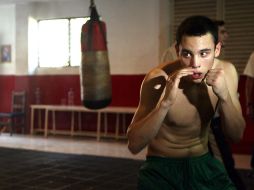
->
[[138, 153, 236, 190]]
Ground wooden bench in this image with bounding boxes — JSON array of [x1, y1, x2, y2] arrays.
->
[[30, 105, 136, 140]]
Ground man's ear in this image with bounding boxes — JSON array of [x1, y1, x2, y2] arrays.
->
[[214, 42, 222, 57]]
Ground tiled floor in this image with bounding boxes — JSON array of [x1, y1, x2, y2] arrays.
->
[[0, 133, 253, 190], [0, 133, 251, 169], [0, 146, 143, 190]]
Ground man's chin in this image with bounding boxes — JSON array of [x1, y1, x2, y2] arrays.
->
[[189, 75, 204, 83], [192, 78, 203, 83]]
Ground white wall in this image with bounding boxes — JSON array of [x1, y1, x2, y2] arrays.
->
[[0, 0, 170, 75], [0, 4, 15, 75], [16, 3, 29, 75]]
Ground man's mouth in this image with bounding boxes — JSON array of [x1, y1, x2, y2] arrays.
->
[[192, 72, 203, 79]]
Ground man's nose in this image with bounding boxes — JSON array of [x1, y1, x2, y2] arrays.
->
[[191, 57, 201, 68]]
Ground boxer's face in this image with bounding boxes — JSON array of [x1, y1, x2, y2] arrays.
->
[[177, 33, 221, 83]]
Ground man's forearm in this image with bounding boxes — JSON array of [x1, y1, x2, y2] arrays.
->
[[219, 95, 246, 142], [127, 102, 169, 154]]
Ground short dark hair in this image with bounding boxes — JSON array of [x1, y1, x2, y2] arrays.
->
[[176, 15, 218, 46]]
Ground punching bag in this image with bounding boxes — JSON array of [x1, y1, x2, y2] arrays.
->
[[80, 0, 112, 109]]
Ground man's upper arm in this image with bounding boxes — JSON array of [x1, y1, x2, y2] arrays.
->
[[225, 62, 242, 112], [131, 68, 168, 123]]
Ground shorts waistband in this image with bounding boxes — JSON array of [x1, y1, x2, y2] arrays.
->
[[146, 152, 211, 164]]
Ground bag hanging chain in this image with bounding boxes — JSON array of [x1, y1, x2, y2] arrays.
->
[[90, 0, 95, 8], [86, 0, 107, 50]]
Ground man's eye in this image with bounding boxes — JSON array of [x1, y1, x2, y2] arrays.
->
[[200, 52, 208, 57], [181, 52, 191, 58]]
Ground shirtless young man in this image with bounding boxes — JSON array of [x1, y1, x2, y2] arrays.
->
[[127, 15, 245, 190]]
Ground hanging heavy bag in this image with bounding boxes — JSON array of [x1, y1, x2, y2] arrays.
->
[[80, 1, 112, 109]]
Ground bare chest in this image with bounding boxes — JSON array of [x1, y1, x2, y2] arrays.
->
[[165, 86, 217, 128]]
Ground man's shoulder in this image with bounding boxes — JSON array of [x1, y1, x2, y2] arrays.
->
[[145, 66, 167, 82], [250, 51, 254, 57], [215, 58, 235, 70], [146, 60, 180, 81], [215, 59, 238, 83], [248, 51, 254, 62]]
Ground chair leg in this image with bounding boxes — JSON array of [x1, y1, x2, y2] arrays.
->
[[22, 118, 26, 134], [10, 119, 13, 136]]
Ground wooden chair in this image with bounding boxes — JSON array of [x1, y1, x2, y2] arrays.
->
[[0, 91, 26, 136]]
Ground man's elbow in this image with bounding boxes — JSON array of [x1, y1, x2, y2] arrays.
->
[[127, 127, 141, 154], [230, 133, 243, 143], [230, 122, 246, 143], [238, 120, 246, 141], [127, 141, 141, 155], [127, 125, 149, 154], [127, 133, 144, 154]]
